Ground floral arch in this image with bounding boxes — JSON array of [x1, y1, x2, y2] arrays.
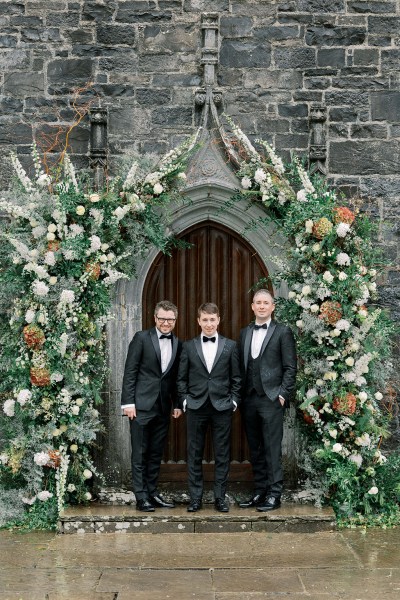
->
[[0, 119, 398, 529]]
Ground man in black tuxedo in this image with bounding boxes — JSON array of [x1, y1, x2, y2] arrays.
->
[[238, 289, 297, 511], [121, 300, 182, 512], [177, 302, 241, 513]]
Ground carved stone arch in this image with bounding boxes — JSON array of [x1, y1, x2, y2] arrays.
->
[[98, 182, 295, 488]]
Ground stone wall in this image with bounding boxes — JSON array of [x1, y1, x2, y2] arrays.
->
[[1, 0, 399, 447]]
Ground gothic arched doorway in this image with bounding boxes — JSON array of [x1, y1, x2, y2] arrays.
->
[[142, 220, 272, 482]]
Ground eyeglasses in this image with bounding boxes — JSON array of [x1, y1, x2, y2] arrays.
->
[[156, 317, 176, 324]]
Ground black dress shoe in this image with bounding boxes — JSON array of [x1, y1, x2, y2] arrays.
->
[[149, 494, 175, 509], [187, 499, 202, 512], [238, 494, 265, 508], [256, 496, 281, 512], [215, 498, 229, 512], [136, 499, 155, 512]]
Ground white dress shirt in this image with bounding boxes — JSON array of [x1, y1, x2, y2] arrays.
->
[[201, 332, 218, 373], [158, 330, 172, 373], [251, 318, 271, 358]]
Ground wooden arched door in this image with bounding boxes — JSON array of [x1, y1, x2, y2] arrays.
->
[[142, 221, 271, 481]]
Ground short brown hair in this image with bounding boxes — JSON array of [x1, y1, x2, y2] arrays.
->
[[197, 302, 219, 317], [252, 289, 275, 303], [154, 300, 178, 318]]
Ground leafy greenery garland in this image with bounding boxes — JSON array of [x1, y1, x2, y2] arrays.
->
[[0, 115, 398, 529], [0, 136, 197, 529], [225, 115, 399, 527]]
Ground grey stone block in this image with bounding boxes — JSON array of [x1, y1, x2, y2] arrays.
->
[[47, 58, 93, 86], [298, 0, 345, 11], [184, 0, 229, 11], [330, 140, 400, 175], [368, 16, 400, 35], [142, 24, 197, 53], [4, 71, 44, 96], [348, 1, 397, 13], [152, 106, 192, 127], [350, 124, 387, 139], [220, 40, 271, 68], [317, 48, 346, 67], [306, 26, 366, 47], [97, 24, 136, 47], [0, 49, 30, 70], [353, 48, 379, 66], [136, 88, 171, 105], [82, 1, 117, 22], [371, 92, 400, 122], [278, 104, 308, 118], [220, 16, 253, 38], [274, 47, 316, 69]]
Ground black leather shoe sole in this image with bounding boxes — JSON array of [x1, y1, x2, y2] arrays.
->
[[215, 500, 229, 512], [238, 495, 265, 508], [187, 501, 202, 512], [256, 499, 281, 512], [136, 501, 155, 512]]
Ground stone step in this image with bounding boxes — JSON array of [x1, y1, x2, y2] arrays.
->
[[59, 502, 336, 534]]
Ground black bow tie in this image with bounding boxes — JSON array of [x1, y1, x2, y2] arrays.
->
[[159, 334, 172, 340], [203, 336, 216, 343], [254, 323, 268, 330]]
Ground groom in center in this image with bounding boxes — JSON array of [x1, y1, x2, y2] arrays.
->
[[177, 303, 241, 512]]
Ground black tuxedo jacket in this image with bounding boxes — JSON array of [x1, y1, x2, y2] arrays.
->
[[121, 327, 182, 411], [177, 335, 241, 411], [239, 320, 297, 405]]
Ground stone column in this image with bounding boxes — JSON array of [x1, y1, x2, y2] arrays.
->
[[89, 107, 108, 190]]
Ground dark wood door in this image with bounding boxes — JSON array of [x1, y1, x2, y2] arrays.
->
[[142, 221, 270, 481]]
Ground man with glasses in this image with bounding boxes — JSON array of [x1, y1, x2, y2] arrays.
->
[[121, 301, 182, 511]]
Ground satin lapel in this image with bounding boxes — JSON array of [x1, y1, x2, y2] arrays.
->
[[243, 326, 253, 371], [260, 321, 276, 356], [163, 334, 178, 376], [194, 336, 208, 371], [150, 328, 162, 367], [211, 336, 226, 371]]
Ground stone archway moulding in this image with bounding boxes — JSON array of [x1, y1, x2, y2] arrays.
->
[[112, 181, 289, 344]]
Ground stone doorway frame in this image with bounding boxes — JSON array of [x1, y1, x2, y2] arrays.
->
[[99, 182, 297, 488]]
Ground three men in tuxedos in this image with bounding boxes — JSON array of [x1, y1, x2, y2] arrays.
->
[[177, 303, 241, 513], [238, 289, 297, 511], [121, 301, 182, 512]]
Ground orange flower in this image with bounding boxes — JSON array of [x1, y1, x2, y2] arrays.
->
[[30, 367, 51, 387], [23, 325, 45, 349], [333, 392, 357, 415], [47, 450, 61, 468], [333, 206, 355, 225], [47, 240, 60, 252], [303, 412, 314, 425], [320, 300, 343, 324], [312, 217, 333, 239], [85, 261, 101, 281]]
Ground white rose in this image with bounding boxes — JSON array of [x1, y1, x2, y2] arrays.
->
[[329, 429, 338, 439], [76, 205, 85, 216], [345, 357, 355, 367], [312, 243, 320, 252], [338, 272, 348, 281], [153, 182, 163, 195], [323, 271, 334, 284], [297, 189, 307, 202], [358, 392, 368, 402], [374, 392, 383, 401], [288, 291, 296, 299], [75, 398, 83, 406], [241, 176, 252, 189], [67, 484, 76, 492], [310, 304, 319, 313], [89, 193, 100, 203], [368, 486, 379, 495], [46, 232, 56, 241], [305, 219, 313, 233], [47, 223, 57, 233], [71, 405, 80, 415], [332, 443, 342, 453], [70, 444, 78, 453], [302, 285, 311, 296], [296, 320, 304, 328], [49, 276, 58, 285], [99, 254, 107, 263], [83, 469, 92, 479], [85, 492, 92, 500]]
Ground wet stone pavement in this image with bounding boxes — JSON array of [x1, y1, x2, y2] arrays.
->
[[0, 525, 400, 599]]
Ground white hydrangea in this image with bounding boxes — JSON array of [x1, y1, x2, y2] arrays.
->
[[254, 168, 267, 184], [34, 452, 50, 466], [322, 271, 334, 284], [3, 399, 16, 416], [17, 389, 32, 405], [336, 222, 350, 238], [25, 309, 35, 323], [336, 252, 351, 266], [60, 290, 75, 305], [32, 280, 49, 297], [336, 319, 350, 331], [297, 189, 308, 202], [37, 490, 53, 501]]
